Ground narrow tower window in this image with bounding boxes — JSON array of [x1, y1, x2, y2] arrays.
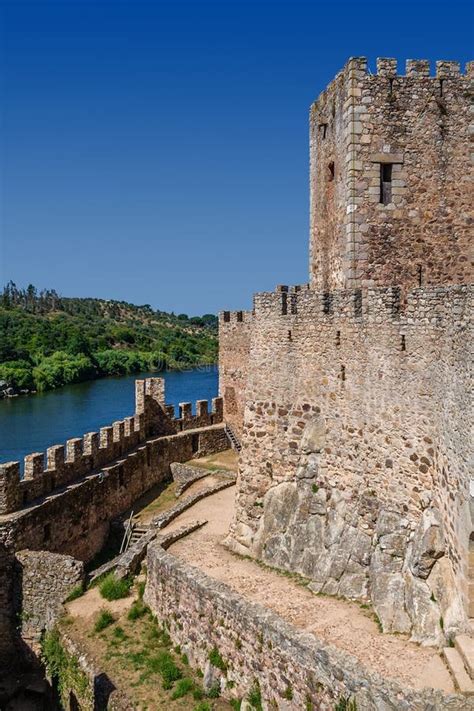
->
[[319, 123, 328, 139], [328, 161, 335, 182], [380, 163, 392, 205]]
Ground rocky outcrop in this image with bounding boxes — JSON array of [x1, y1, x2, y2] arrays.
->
[[232, 422, 467, 646]]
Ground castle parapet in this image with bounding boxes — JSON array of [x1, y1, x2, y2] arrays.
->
[[250, 283, 472, 326], [0, 377, 224, 515]]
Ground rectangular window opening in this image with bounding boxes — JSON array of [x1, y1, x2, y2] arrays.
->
[[380, 163, 393, 205], [319, 123, 328, 139]]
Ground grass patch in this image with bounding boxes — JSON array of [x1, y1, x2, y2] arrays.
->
[[65, 584, 84, 602], [99, 574, 132, 601], [248, 681, 263, 711], [149, 651, 182, 689], [208, 646, 227, 672], [207, 682, 220, 698], [171, 677, 193, 699], [127, 600, 149, 621], [113, 626, 127, 641], [94, 609, 115, 633], [194, 703, 211, 711]]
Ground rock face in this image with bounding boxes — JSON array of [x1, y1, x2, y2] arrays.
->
[[244, 443, 466, 646]]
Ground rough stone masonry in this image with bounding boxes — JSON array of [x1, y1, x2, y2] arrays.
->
[[220, 57, 473, 646]]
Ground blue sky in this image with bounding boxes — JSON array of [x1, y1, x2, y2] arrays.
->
[[1, 0, 472, 314]]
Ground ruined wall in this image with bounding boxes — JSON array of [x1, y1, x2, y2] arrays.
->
[[310, 57, 473, 290], [145, 544, 470, 711], [224, 284, 472, 642], [14, 550, 84, 653], [219, 309, 252, 436]]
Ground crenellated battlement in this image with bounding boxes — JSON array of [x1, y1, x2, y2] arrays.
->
[[0, 377, 223, 516], [219, 309, 253, 326], [249, 283, 472, 326], [312, 56, 473, 107]]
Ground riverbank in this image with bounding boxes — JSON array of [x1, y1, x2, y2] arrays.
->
[[0, 359, 216, 400]]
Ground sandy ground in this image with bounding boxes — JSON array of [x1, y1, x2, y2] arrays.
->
[[166, 485, 454, 693]]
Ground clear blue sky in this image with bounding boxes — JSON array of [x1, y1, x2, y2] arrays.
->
[[1, 0, 472, 314]]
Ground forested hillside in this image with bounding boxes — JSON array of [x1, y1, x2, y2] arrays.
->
[[0, 282, 218, 395]]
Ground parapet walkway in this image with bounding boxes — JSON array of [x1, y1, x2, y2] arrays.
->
[[165, 485, 455, 694]]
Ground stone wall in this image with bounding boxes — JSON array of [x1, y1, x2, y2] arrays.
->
[[219, 310, 252, 436], [310, 57, 473, 290], [0, 377, 227, 669], [224, 284, 472, 643], [14, 550, 84, 653], [144, 543, 470, 711], [0, 378, 223, 516]]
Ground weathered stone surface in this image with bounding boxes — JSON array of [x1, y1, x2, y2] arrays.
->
[[409, 508, 445, 579], [144, 542, 470, 710], [404, 573, 443, 646], [300, 419, 326, 454]]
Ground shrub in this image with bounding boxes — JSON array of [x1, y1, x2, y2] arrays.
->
[[171, 677, 193, 699], [94, 609, 114, 633], [248, 681, 263, 711], [137, 581, 146, 599], [99, 574, 132, 601], [208, 646, 227, 672], [148, 651, 182, 689], [207, 683, 220, 698], [230, 700, 242, 711], [127, 601, 148, 621], [194, 703, 211, 711]]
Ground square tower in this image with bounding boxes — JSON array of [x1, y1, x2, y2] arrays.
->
[[309, 57, 473, 290]]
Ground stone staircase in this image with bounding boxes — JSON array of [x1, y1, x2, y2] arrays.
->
[[443, 634, 474, 695], [128, 522, 149, 548], [225, 424, 242, 453]]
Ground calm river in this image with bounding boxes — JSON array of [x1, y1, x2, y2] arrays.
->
[[0, 366, 218, 465]]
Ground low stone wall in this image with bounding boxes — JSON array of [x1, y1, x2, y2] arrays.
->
[[145, 543, 470, 711]]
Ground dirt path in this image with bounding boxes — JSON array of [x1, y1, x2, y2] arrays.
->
[[165, 485, 454, 693]]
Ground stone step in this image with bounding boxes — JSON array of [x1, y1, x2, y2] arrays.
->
[[443, 648, 474, 695], [455, 635, 474, 679]]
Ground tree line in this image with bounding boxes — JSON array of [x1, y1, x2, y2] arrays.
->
[[0, 282, 218, 394]]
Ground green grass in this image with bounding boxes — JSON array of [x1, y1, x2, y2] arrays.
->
[[171, 678, 194, 699], [127, 600, 149, 621], [94, 609, 115, 633], [65, 584, 84, 602], [99, 574, 132, 601], [148, 651, 182, 689], [208, 646, 227, 672], [248, 681, 263, 711]]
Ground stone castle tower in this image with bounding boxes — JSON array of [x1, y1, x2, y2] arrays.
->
[[219, 57, 473, 646], [310, 57, 472, 290]]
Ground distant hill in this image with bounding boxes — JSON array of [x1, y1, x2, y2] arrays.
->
[[0, 282, 218, 395]]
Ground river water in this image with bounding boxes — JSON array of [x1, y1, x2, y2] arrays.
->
[[0, 366, 218, 465]]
